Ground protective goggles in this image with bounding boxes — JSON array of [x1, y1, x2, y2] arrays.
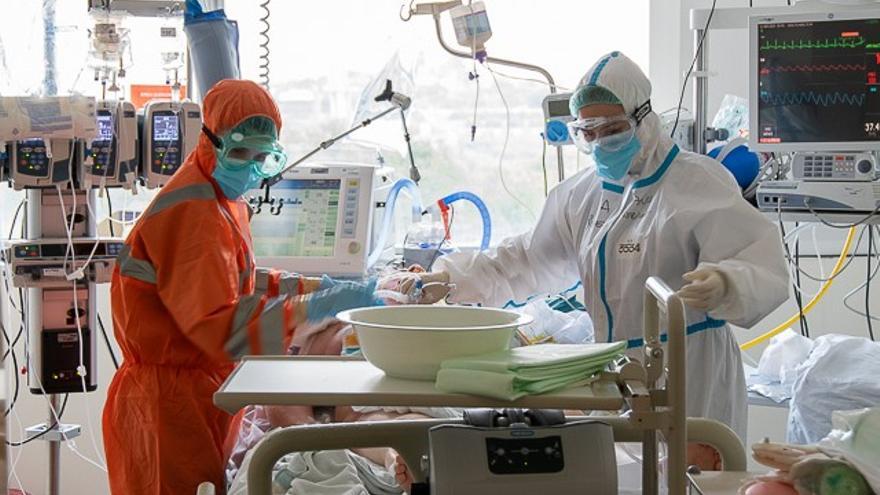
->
[[203, 124, 288, 179], [566, 114, 636, 155]]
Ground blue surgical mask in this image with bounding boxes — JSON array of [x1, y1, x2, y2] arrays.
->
[[212, 161, 262, 199], [594, 136, 642, 181]]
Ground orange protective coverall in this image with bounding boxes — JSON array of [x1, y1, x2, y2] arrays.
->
[[103, 80, 302, 495]]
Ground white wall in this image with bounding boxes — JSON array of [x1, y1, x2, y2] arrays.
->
[[649, 0, 880, 468]]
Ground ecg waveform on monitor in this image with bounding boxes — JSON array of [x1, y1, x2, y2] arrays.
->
[[760, 63, 867, 74], [760, 36, 866, 50], [760, 91, 866, 107]]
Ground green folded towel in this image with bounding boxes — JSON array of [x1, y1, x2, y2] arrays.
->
[[435, 342, 626, 401]]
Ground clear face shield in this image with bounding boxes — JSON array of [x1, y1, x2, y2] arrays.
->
[[565, 114, 637, 155]]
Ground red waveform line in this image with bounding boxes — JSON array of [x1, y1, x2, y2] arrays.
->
[[760, 63, 867, 74]]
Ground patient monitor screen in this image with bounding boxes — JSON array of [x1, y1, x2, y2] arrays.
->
[[757, 17, 880, 144], [251, 179, 341, 257]]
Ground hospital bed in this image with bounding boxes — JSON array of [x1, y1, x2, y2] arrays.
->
[[204, 277, 752, 494]]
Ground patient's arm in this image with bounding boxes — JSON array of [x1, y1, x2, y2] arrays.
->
[[300, 277, 322, 293], [264, 405, 318, 428], [294, 321, 347, 356]]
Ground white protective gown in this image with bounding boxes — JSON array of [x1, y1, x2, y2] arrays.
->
[[435, 52, 790, 441]]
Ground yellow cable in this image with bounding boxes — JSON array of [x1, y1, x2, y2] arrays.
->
[[740, 226, 857, 351]]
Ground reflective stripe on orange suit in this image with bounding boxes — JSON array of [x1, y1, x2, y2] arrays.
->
[[103, 80, 298, 495]]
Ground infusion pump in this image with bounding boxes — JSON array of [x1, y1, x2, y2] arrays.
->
[[80, 100, 139, 188], [1, 97, 200, 191], [142, 100, 201, 188]]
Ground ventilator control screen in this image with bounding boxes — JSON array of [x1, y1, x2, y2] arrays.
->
[[251, 179, 341, 257], [757, 17, 880, 144], [152, 114, 179, 141]]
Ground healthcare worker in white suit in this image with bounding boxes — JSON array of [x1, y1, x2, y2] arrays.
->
[[413, 51, 790, 453]]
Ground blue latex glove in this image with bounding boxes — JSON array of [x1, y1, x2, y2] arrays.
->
[[318, 274, 338, 291], [319, 275, 377, 292], [306, 278, 383, 322]]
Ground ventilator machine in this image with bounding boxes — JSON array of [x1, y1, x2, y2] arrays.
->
[[250, 164, 377, 278]]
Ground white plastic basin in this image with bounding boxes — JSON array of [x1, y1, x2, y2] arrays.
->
[[336, 305, 533, 381]]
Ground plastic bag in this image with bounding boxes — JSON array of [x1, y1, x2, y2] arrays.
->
[[819, 408, 880, 493], [516, 299, 594, 345], [711, 94, 749, 141], [351, 50, 417, 124], [787, 335, 880, 444], [756, 329, 813, 385]]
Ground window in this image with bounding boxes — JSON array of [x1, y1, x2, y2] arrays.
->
[[0, 0, 187, 234], [0, 1, 650, 245], [226, 0, 650, 245]]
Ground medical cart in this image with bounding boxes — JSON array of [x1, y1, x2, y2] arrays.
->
[[211, 277, 751, 494]]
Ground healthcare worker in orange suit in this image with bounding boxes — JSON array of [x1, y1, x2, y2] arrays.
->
[[103, 79, 381, 495]]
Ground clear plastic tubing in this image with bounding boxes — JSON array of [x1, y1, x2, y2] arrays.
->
[[367, 178, 423, 268]]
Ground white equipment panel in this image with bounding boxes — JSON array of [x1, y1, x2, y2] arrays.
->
[[429, 421, 617, 495], [250, 164, 375, 277], [792, 152, 877, 181], [758, 180, 880, 212], [3, 238, 124, 287]]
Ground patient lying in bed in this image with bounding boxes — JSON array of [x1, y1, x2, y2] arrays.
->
[[226, 313, 721, 494], [269, 405, 431, 492], [225, 320, 458, 495], [227, 401, 464, 494]]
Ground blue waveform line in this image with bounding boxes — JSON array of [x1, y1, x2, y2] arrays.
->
[[759, 91, 865, 107]]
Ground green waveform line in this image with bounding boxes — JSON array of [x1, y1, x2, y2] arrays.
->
[[761, 37, 865, 50], [867, 42, 880, 49]]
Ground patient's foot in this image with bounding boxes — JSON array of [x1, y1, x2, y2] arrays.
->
[[687, 442, 723, 471], [386, 452, 413, 493]]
